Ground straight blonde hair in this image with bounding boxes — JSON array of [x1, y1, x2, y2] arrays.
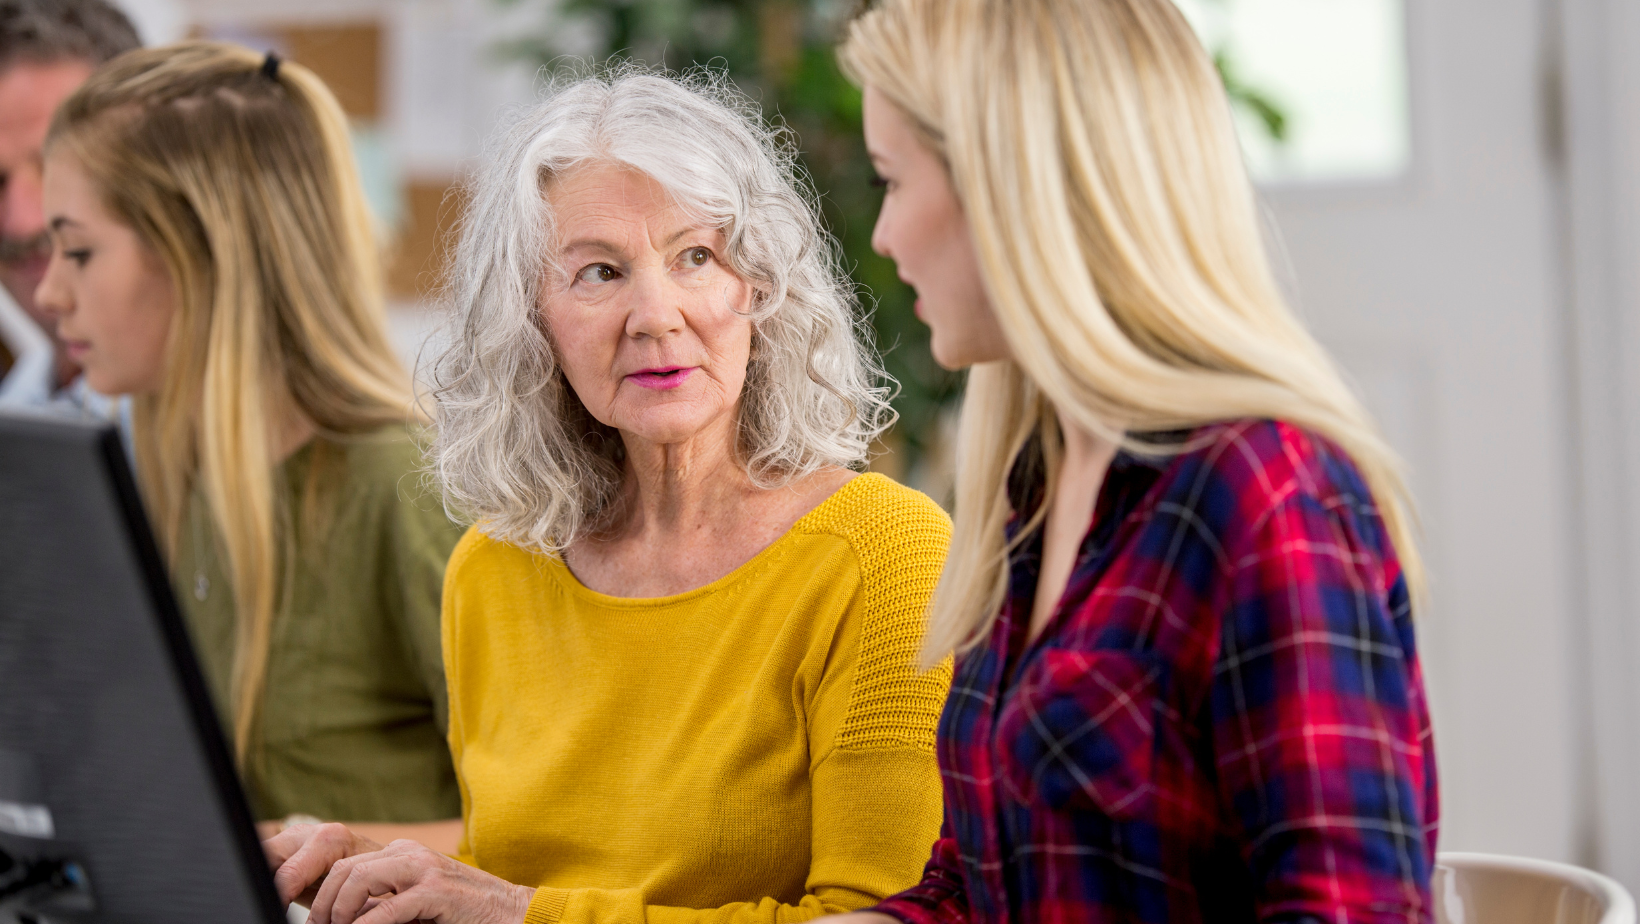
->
[[47, 42, 416, 760], [840, 0, 1424, 667]]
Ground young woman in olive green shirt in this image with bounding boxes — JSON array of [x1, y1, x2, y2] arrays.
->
[[175, 429, 463, 824], [36, 43, 460, 830]]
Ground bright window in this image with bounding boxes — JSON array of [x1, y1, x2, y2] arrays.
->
[[1172, 0, 1412, 184]]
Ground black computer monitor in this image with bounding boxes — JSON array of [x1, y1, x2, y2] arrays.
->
[[0, 412, 283, 923]]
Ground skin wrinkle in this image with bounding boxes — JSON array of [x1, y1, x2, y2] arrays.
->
[[433, 74, 894, 562], [543, 166, 750, 456], [539, 163, 855, 599], [274, 79, 931, 908]]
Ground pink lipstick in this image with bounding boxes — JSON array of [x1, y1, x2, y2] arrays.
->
[[626, 366, 695, 390]]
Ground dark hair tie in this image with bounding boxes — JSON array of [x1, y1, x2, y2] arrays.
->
[[260, 51, 281, 81]]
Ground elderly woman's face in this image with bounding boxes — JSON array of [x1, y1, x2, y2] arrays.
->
[[541, 165, 755, 447]]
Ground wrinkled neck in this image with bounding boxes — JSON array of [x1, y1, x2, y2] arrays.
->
[[612, 416, 755, 540]]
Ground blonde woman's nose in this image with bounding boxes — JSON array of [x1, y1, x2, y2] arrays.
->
[[870, 210, 894, 261], [32, 250, 70, 320]]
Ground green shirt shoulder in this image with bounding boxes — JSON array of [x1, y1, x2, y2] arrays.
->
[[177, 423, 465, 822]]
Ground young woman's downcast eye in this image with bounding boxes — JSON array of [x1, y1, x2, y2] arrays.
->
[[576, 263, 619, 285], [65, 249, 91, 267]]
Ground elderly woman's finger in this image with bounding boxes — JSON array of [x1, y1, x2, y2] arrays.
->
[[317, 853, 429, 924], [348, 890, 438, 924], [347, 866, 532, 924], [273, 823, 379, 908], [311, 842, 534, 924], [306, 840, 437, 924], [305, 849, 368, 924], [262, 822, 317, 871]]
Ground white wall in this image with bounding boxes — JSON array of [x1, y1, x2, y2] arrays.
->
[[173, 0, 540, 183], [1560, 0, 1640, 890], [110, 0, 188, 45]]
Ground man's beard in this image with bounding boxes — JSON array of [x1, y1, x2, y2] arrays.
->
[[0, 232, 48, 265], [0, 232, 62, 348]]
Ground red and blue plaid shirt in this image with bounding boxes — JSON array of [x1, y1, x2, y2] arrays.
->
[[877, 420, 1438, 924]]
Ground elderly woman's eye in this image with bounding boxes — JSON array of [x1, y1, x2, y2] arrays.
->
[[577, 264, 619, 284], [686, 247, 711, 267]]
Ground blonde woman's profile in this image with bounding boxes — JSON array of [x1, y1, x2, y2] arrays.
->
[[821, 0, 1439, 921]]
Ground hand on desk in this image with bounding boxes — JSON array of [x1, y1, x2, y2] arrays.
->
[[264, 822, 533, 924]]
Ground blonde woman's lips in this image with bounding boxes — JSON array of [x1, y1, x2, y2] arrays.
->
[[626, 366, 695, 390]]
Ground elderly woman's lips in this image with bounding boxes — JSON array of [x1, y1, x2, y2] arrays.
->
[[626, 367, 695, 390]]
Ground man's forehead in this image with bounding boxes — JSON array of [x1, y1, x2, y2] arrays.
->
[[0, 58, 94, 166]]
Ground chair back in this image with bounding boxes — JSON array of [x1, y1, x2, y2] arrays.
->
[[1436, 852, 1636, 924]]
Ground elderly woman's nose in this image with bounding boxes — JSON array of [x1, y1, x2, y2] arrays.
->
[[623, 280, 688, 339]]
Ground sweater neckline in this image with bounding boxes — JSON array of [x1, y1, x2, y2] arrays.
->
[[546, 471, 884, 609]]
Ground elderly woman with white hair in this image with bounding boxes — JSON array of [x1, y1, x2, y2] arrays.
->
[[264, 69, 952, 924]]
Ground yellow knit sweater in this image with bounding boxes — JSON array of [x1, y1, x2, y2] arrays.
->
[[441, 473, 953, 924]]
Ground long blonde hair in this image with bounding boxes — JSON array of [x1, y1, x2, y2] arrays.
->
[[840, 0, 1424, 666], [47, 42, 415, 760]]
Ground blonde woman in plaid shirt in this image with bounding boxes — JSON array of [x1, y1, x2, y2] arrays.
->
[[824, 0, 1438, 922]]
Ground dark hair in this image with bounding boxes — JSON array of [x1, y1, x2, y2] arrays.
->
[[0, 0, 139, 72]]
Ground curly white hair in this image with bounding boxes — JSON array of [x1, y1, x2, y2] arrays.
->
[[429, 66, 897, 552]]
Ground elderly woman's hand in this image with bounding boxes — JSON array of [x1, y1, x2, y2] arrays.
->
[[299, 837, 534, 924], [264, 822, 385, 908]]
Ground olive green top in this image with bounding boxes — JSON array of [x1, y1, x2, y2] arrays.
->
[[175, 425, 464, 823]]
